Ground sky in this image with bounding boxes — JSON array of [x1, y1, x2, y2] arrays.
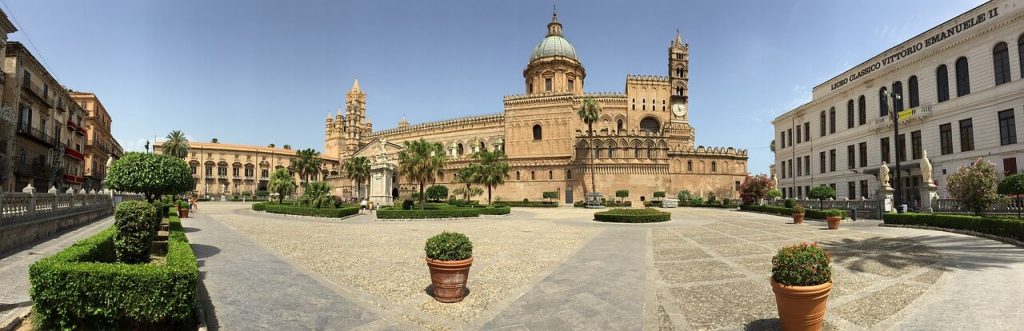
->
[[2, 0, 986, 174]]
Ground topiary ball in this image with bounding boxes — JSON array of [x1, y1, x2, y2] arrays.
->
[[425, 231, 473, 261], [771, 242, 832, 286]]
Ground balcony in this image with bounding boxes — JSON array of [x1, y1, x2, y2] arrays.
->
[[218, 174, 228, 180], [13, 157, 49, 178], [16, 123, 56, 147], [872, 105, 933, 132], [65, 146, 85, 161], [21, 82, 54, 106], [63, 174, 84, 184]]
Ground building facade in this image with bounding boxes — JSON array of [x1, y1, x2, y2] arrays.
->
[[0, 9, 16, 192], [69, 91, 123, 191], [773, 0, 1024, 207], [2, 42, 89, 192], [325, 11, 748, 205]]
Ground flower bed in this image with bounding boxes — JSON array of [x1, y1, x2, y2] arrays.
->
[[593, 208, 671, 223], [883, 212, 1024, 242], [28, 212, 198, 329], [377, 208, 482, 219], [252, 202, 359, 218]]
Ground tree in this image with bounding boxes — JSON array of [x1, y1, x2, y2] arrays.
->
[[426, 185, 449, 202], [210, 138, 219, 143], [948, 158, 1000, 215], [343, 156, 371, 200], [283, 144, 291, 150], [615, 190, 629, 203], [453, 186, 483, 201], [770, 139, 776, 154], [162, 130, 189, 159], [472, 149, 510, 205], [998, 174, 1024, 218], [766, 188, 783, 200], [577, 97, 602, 202], [739, 175, 775, 205], [106, 152, 194, 202], [302, 181, 331, 208], [808, 185, 836, 209], [398, 139, 447, 209], [268, 168, 296, 203], [291, 148, 323, 184], [268, 143, 276, 148], [453, 166, 478, 201], [543, 191, 558, 202]]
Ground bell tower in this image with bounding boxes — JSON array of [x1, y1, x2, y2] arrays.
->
[[667, 31, 695, 149]]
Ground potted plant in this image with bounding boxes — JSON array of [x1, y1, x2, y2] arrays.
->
[[791, 205, 805, 224], [178, 200, 190, 218], [771, 242, 832, 331], [424, 231, 473, 303], [824, 209, 843, 230]]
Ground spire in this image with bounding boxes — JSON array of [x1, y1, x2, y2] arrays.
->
[[673, 29, 683, 46], [547, 1, 563, 37], [350, 78, 360, 93]]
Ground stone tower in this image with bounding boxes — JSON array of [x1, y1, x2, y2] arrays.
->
[[325, 79, 372, 161], [667, 31, 695, 149]]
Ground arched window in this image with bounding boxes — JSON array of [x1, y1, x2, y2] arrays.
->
[[819, 111, 826, 136], [879, 87, 889, 117], [647, 146, 655, 159], [675, 67, 683, 77], [711, 161, 717, 172], [532, 124, 542, 140], [634, 146, 641, 158], [828, 107, 836, 133], [516, 171, 520, 180], [857, 95, 866, 125], [457, 143, 464, 156], [846, 100, 854, 128], [892, 81, 903, 111], [479, 141, 486, 152], [936, 64, 950, 102], [616, 119, 624, 132], [993, 42, 1011, 85], [687, 160, 693, 172], [642, 98, 646, 110], [608, 145, 615, 158], [908, 76, 919, 108], [549, 170, 553, 179], [675, 87, 683, 96], [566, 169, 572, 180], [639, 117, 660, 133], [594, 146, 602, 159], [530, 171, 536, 180], [955, 57, 970, 97]]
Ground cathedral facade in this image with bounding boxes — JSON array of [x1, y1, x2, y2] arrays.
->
[[325, 12, 748, 205]]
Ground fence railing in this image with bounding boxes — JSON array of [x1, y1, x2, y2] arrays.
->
[[933, 198, 1024, 215], [770, 198, 882, 219], [0, 191, 143, 226]]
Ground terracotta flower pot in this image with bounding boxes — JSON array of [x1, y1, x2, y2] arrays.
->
[[826, 216, 841, 229], [771, 279, 832, 331], [179, 207, 190, 218], [792, 213, 804, 224], [426, 257, 473, 303]]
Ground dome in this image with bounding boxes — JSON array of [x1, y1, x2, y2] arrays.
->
[[530, 35, 578, 62]]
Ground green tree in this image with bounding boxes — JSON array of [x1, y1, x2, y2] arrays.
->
[[268, 143, 276, 148], [162, 130, 189, 159], [454, 166, 479, 202], [398, 139, 447, 209], [770, 139, 776, 154], [302, 181, 331, 208], [291, 148, 323, 184], [472, 149, 510, 205], [766, 188, 783, 200], [106, 152, 194, 202], [998, 174, 1024, 218], [283, 144, 292, 150], [267, 168, 296, 203], [210, 138, 219, 143], [426, 185, 449, 202], [948, 158, 1001, 215], [343, 156, 371, 200], [615, 190, 629, 203], [739, 174, 774, 205], [577, 97, 602, 202], [808, 185, 836, 209]]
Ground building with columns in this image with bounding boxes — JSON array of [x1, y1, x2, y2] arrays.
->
[[773, 0, 1024, 207]]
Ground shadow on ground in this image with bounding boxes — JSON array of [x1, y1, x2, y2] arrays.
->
[[190, 244, 221, 259], [817, 234, 1023, 273]]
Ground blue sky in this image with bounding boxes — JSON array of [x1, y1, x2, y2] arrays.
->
[[3, 0, 985, 174]]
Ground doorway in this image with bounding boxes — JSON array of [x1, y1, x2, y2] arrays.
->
[[565, 187, 573, 204]]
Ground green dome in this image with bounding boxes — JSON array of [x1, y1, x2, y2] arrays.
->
[[530, 35, 578, 62]]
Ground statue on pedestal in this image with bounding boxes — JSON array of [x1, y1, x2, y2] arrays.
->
[[879, 161, 891, 188], [921, 150, 934, 186]]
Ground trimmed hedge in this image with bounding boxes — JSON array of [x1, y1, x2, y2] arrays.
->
[[883, 213, 1024, 242], [477, 206, 511, 215], [377, 208, 482, 219], [495, 200, 559, 208], [594, 208, 671, 223], [740, 205, 846, 219], [113, 201, 159, 264], [29, 213, 198, 329], [252, 202, 359, 218]]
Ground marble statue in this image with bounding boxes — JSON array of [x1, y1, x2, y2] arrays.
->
[[921, 150, 933, 186], [879, 161, 891, 188], [377, 138, 389, 162]]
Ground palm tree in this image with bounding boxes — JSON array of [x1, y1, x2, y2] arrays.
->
[[454, 166, 478, 202], [291, 148, 322, 183], [398, 139, 446, 209], [162, 130, 189, 159], [577, 97, 602, 203], [343, 156, 371, 199], [472, 150, 510, 205], [210, 138, 219, 143], [267, 168, 295, 203]]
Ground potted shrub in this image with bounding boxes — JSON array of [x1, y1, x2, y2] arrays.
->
[[824, 209, 843, 230], [424, 232, 473, 303], [178, 200, 190, 218], [771, 242, 832, 331], [791, 205, 805, 224]]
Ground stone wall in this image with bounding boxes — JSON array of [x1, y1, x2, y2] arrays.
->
[[0, 204, 112, 254]]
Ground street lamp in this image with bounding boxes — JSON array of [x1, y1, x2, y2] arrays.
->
[[883, 84, 903, 212]]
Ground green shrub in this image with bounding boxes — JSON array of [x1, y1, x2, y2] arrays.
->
[[644, 200, 663, 207], [178, 200, 189, 209], [426, 185, 449, 202], [377, 208, 482, 219], [677, 190, 693, 203], [823, 209, 844, 217], [593, 208, 671, 223], [402, 199, 415, 210], [784, 198, 795, 208], [792, 205, 805, 214], [615, 190, 630, 200], [29, 213, 197, 329], [256, 190, 269, 197], [739, 204, 794, 216], [772, 242, 832, 286], [883, 213, 1024, 242], [113, 201, 158, 264], [424, 232, 472, 261], [542, 191, 558, 200], [477, 206, 511, 215], [496, 200, 559, 207], [805, 208, 845, 219], [653, 191, 666, 198], [706, 192, 717, 204], [251, 202, 358, 218], [522, 198, 529, 203]]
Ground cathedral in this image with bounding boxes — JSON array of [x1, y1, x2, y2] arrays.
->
[[324, 11, 748, 205]]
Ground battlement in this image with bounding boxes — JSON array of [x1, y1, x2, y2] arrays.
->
[[626, 75, 670, 82], [371, 112, 504, 137], [672, 145, 748, 157]]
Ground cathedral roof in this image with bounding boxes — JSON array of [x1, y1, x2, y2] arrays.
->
[[529, 11, 579, 62]]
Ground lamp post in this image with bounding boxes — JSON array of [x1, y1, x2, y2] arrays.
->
[[884, 84, 903, 213]]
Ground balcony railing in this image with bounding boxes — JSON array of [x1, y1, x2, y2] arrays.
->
[[16, 123, 56, 147], [65, 146, 85, 161]]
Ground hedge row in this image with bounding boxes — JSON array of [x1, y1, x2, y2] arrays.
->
[[29, 213, 198, 329], [739, 205, 846, 219], [477, 206, 512, 215], [495, 201, 559, 208], [377, 208, 482, 219], [883, 213, 1024, 242], [252, 202, 359, 218], [594, 208, 671, 223]]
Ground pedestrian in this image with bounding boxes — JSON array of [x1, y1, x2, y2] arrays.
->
[[360, 199, 368, 214], [190, 196, 199, 212]]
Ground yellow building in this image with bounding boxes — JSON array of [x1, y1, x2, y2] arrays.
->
[[69, 91, 124, 191]]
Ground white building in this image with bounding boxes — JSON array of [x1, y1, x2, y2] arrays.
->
[[773, 0, 1024, 207]]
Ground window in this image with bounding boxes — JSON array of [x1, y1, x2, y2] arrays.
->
[[532, 125, 542, 140], [780, 131, 786, 148], [1020, 35, 1024, 79], [608, 145, 614, 158], [261, 169, 269, 178], [897, 133, 906, 162], [860, 180, 869, 199], [233, 167, 239, 177], [545, 78, 552, 92], [516, 171, 520, 180], [191, 165, 197, 175], [960, 118, 974, 151], [530, 171, 535, 180], [829, 107, 836, 133], [568, 79, 575, 91], [940, 123, 953, 155], [955, 57, 970, 96], [859, 142, 867, 168], [803, 122, 810, 142], [787, 128, 792, 146], [1005, 158, 1018, 176], [879, 87, 889, 117], [848, 182, 856, 200], [632, 99, 635, 110], [675, 87, 683, 96], [642, 99, 646, 111], [711, 161, 717, 172], [796, 125, 802, 144], [847, 145, 855, 169], [675, 67, 683, 77], [993, 42, 1011, 85], [22, 70, 30, 86], [908, 76, 919, 108], [819, 151, 826, 174], [648, 146, 656, 159], [634, 146, 641, 158], [892, 81, 904, 112], [999, 110, 1017, 145], [936, 64, 950, 102], [804, 155, 810, 175], [549, 170, 553, 179], [617, 119, 624, 132], [829, 149, 836, 172], [639, 117, 660, 133], [566, 169, 572, 180], [847, 100, 854, 128], [457, 143, 464, 156], [205, 165, 213, 176], [911, 130, 922, 160], [798, 186, 803, 199], [479, 141, 486, 152], [820, 111, 826, 136], [687, 160, 693, 172], [594, 146, 601, 159], [528, 83, 533, 93], [780, 160, 786, 179], [858, 95, 866, 125], [797, 158, 802, 176]]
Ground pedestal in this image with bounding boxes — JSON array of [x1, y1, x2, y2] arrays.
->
[[878, 186, 894, 213], [369, 163, 395, 207], [919, 184, 938, 213]]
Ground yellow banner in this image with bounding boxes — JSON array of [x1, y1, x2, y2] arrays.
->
[[898, 109, 914, 121]]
